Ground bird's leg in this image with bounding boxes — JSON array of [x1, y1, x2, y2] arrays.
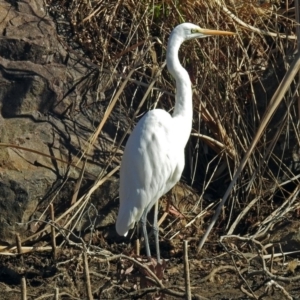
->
[[140, 212, 151, 260], [153, 200, 161, 264]]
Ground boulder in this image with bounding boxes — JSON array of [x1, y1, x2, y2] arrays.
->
[[0, 0, 118, 244]]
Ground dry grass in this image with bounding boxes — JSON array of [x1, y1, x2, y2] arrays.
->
[[46, 0, 299, 240]]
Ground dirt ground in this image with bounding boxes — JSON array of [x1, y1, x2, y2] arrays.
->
[[1, 216, 300, 300]]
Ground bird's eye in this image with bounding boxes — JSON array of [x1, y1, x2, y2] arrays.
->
[[191, 29, 199, 34]]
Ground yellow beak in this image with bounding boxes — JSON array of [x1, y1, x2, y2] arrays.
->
[[198, 28, 235, 36]]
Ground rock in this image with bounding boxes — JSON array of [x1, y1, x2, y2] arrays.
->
[[0, 174, 43, 245], [0, 0, 120, 244]]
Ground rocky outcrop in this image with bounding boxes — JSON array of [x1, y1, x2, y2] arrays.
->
[[0, 0, 118, 244]]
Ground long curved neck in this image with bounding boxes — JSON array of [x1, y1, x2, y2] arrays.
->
[[167, 33, 193, 142]]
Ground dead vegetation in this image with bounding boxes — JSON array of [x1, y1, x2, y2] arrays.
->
[[1, 0, 300, 299]]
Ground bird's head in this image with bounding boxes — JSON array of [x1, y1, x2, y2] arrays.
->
[[167, 22, 234, 78], [172, 22, 235, 42]]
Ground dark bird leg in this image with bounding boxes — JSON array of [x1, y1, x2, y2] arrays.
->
[[153, 201, 161, 263], [140, 201, 161, 262], [140, 210, 151, 260]]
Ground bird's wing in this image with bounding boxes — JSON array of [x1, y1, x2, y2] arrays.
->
[[116, 109, 184, 236]]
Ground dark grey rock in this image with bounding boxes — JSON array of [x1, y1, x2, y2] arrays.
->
[[0, 0, 119, 243]]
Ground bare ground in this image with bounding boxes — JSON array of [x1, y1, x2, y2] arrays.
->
[[1, 208, 300, 299]]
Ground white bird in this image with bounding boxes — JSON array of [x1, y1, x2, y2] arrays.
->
[[116, 23, 234, 262]]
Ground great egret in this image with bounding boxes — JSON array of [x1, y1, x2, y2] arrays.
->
[[116, 23, 234, 262]]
